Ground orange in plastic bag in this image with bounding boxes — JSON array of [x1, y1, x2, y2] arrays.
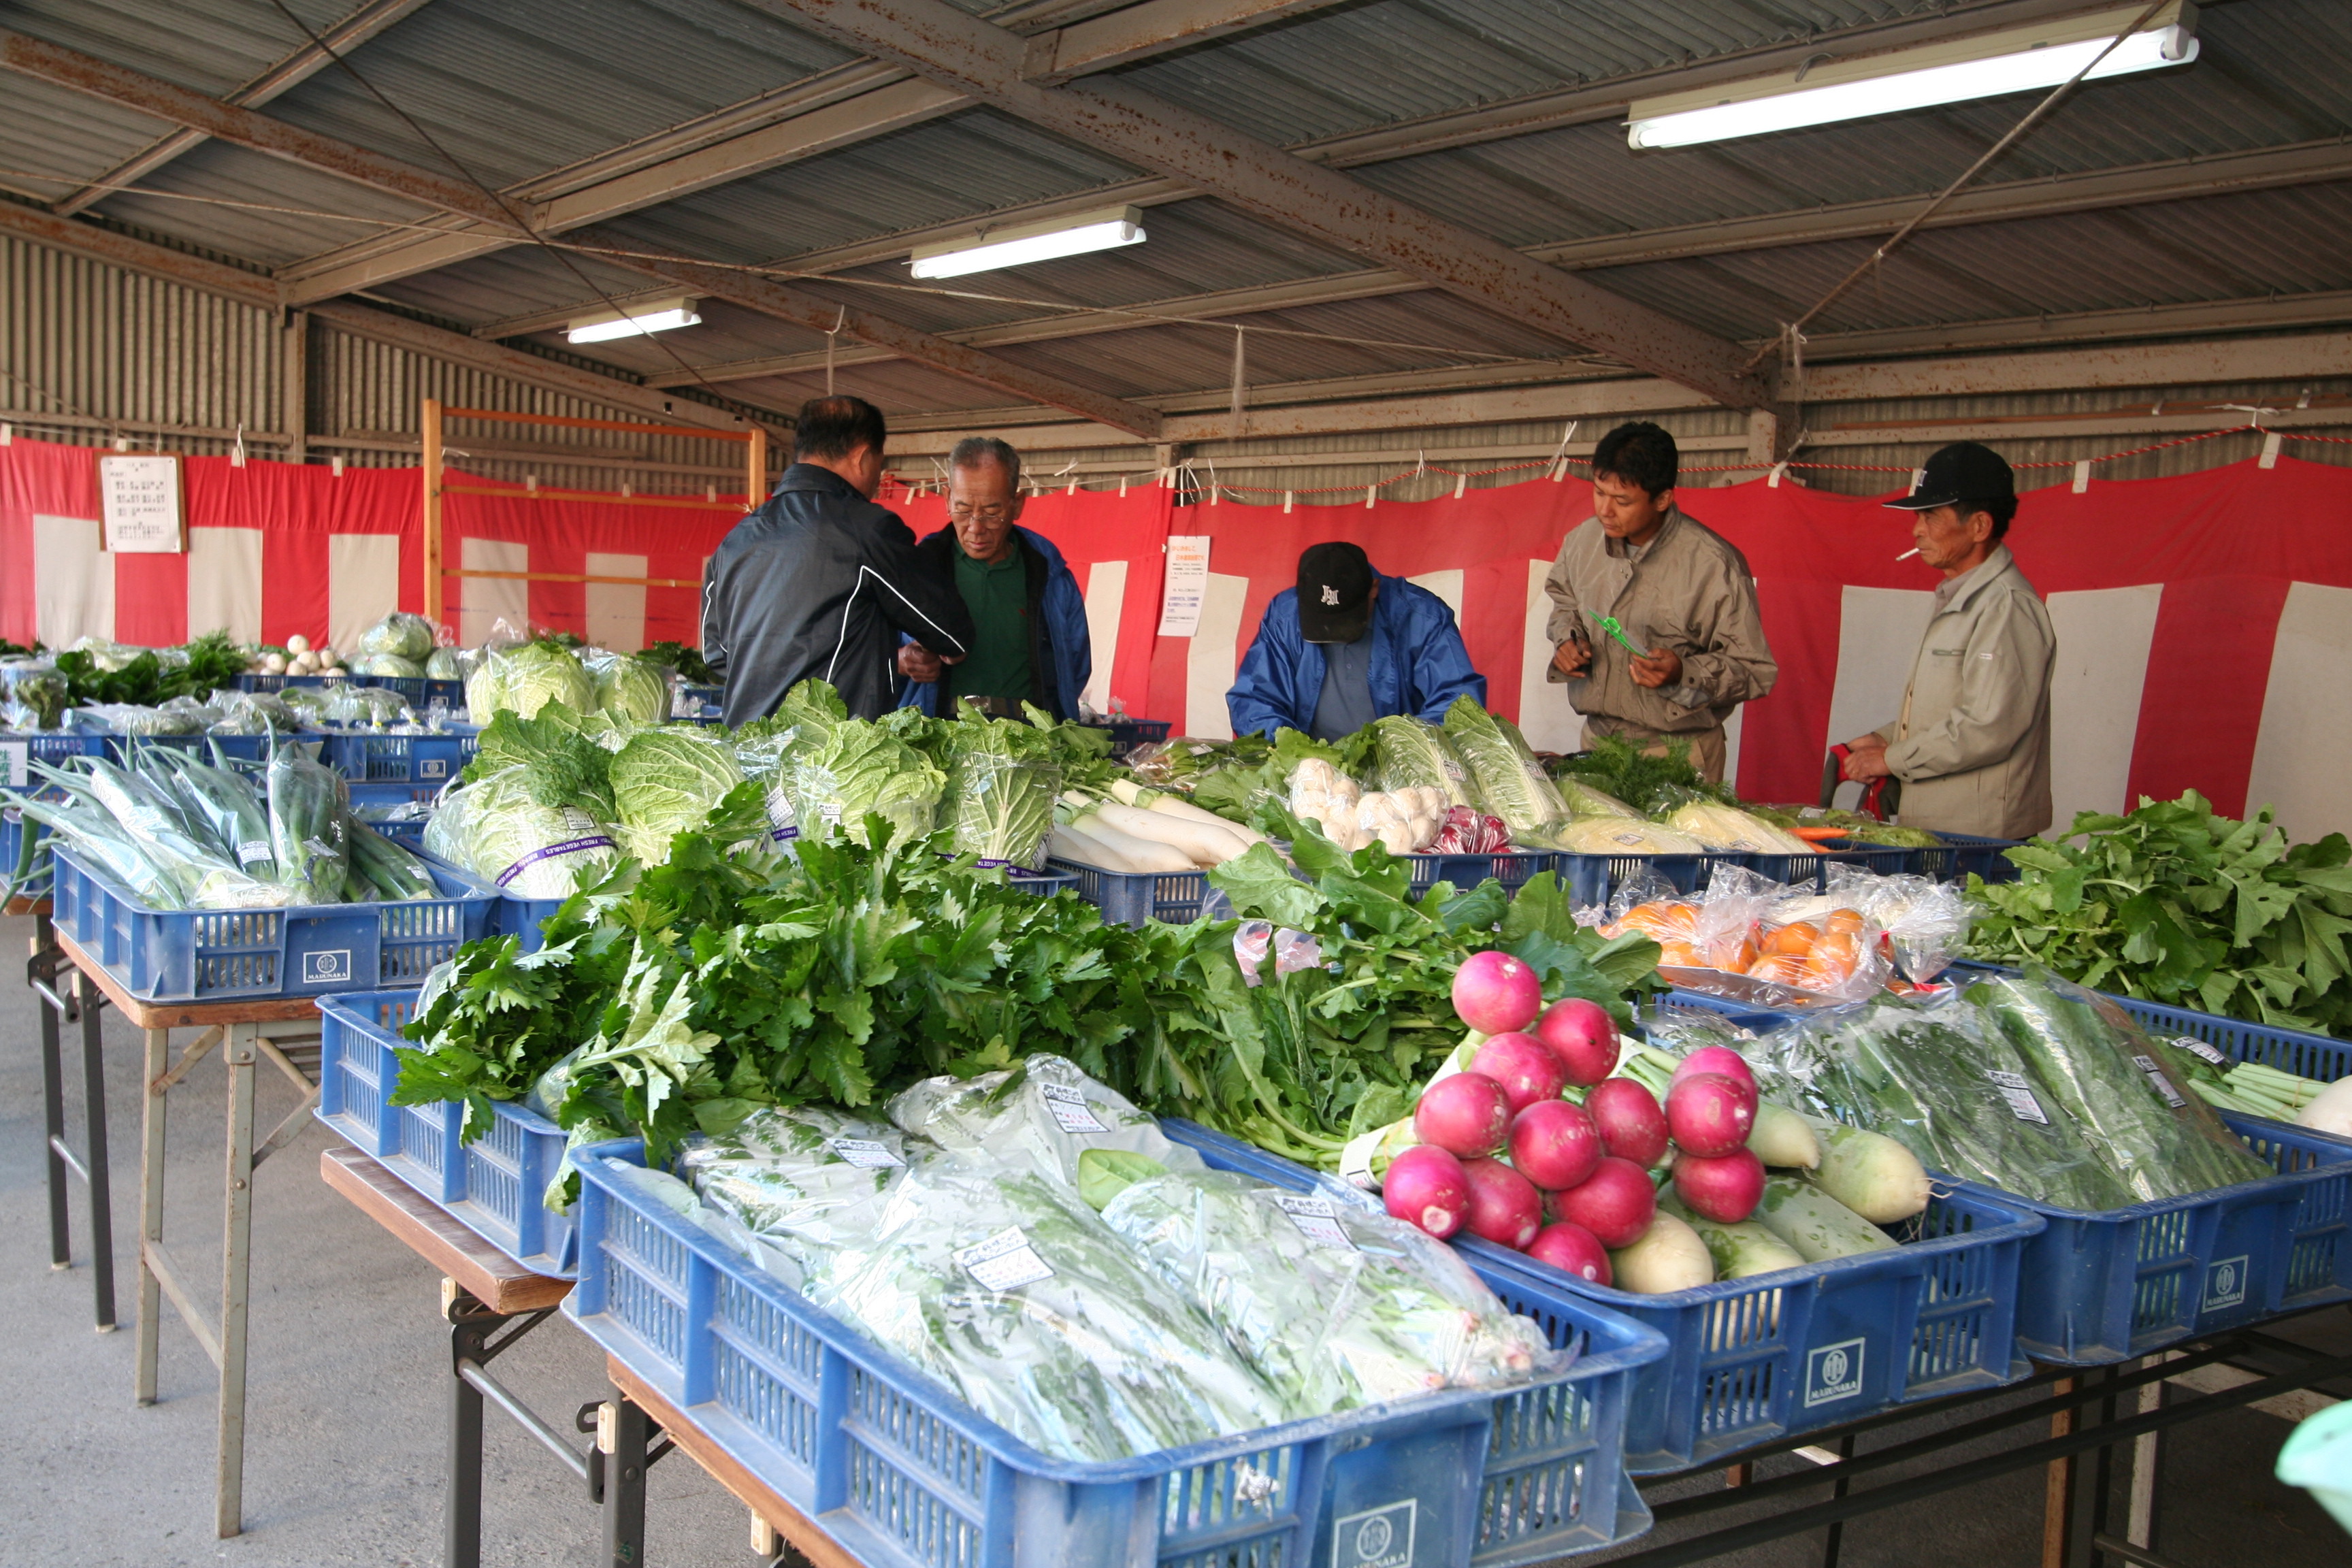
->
[[1764, 921, 1821, 958], [1606, 900, 1701, 943], [1744, 953, 1812, 987]]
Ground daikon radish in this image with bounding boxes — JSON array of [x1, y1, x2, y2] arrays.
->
[[1090, 801, 1243, 865], [1799, 1117, 1930, 1224], [1051, 823, 1139, 872], [1748, 1102, 1820, 1169], [1753, 1177, 1896, 1263], [1068, 813, 1195, 874], [1145, 793, 1268, 846], [1609, 1211, 1714, 1294]]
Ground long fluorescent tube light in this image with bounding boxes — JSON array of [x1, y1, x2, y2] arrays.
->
[[1628, 2, 2198, 149], [567, 297, 701, 344], [911, 206, 1145, 278]]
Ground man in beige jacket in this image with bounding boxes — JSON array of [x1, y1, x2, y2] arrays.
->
[[1544, 422, 1776, 782], [1842, 442, 2054, 839]]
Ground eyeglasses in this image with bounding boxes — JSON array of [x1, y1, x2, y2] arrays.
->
[[949, 504, 1011, 523]]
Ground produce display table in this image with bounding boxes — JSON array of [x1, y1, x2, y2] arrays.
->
[[26, 914, 114, 1333], [1610, 1311, 2352, 1568], [42, 930, 328, 1539]]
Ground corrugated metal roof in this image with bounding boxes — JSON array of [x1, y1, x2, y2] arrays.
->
[[89, 139, 438, 267], [1, 0, 355, 98]]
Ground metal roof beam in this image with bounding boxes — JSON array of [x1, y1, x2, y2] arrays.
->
[[0, 198, 280, 309], [0, 27, 1164, 437], [742, 0, 1770, 408], [275, 0, 1350, 301], [49, 0, 438, 218]]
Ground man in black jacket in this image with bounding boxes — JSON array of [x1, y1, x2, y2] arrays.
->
[[701, 395, 972, 723]]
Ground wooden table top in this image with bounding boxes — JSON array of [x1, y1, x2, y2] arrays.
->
[[320, 1145, 570, 1316], [54, 929, 336, 1030]]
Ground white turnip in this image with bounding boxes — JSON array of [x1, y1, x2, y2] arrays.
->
[[1584, 1078, 1669, 1167], [1509, 1099, 1603, 1192], [1546, 1156, 1656, 1249], [1452, 950, 1541, 1035], [1382, 1145, 1471, 1239], [1460, 1158, 1544, 1250], [1609, 1211, 1714, 1294], [1471, 1032, 1568, 1113], [1412, 1072, 1513, 1159], [1672, 1147, 1766, 1224], [1665, 1073, 1757, 1158], [1526, 1221, 1612, 1286]]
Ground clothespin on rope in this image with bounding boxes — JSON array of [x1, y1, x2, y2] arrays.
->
[[1767, 461, 1788, 488], [1283, 490, 1294, 513], [1117, 474, 1128, 498], [1364, 482, 1377, 509], [231, 423, 246, 468], [2261, 431, 2284, 469], [1453, 472, 1466, 500], [825, 308, 847, 395], [331, 455, 345, 476], [1780, 322, 1809, 409], [0, 423, 12, 446], [2219, 403, 2283, 427], [2072, 459, 2092, 494], [1546, 420, 1579, 480]]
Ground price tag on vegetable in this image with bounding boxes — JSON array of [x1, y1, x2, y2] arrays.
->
[[1039, 1083, 1106, 1134], [955, 1226, 1055, 1291], [2132, 1055, 2189, 1108], [1272, 1194, 1356, 1252], [1, 740, 26, 789], [828, 1138, 903, 1169], [2174, 1036, 2230, 1068], [1986, 1070, 2050, 1125]]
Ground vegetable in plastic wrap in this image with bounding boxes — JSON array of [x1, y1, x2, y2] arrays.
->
[[679, 1106, 911, 1290], [789, 719, 945, 847], [943, 741, 1060, 870], [1367, 715, 1483, 810], [206, 689, 301, 735], [353, 611, 437, 663], [1099, 1168, 1556, 1416], [267, 743, 351, 904], [1441, 696, 1569, 838], [161, 745, 278, 879], [803, 1158, 1291, 1461], [1965, 970, 2272, 1202], [78, 702, 206, 736], [423, 646, 471, 683], [608, 725, 746, 864], [350, 653, 425, 680], [1551, 815, 1706, 855], [1663, 800, 1812, 854], [887, 1056, 1206, 1192], [24, 757, 290, 910], [1555, 778, 1639, 819], [589, 651, 670, 725], [466, 640, 592, 720], [1825, 864, 1972, 982], [346, 818, 440, 901], [424, 766, 619, 897], [1, 658, 69, 730]]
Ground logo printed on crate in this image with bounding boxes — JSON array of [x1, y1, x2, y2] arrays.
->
[[1332, 1500, 1416, 1568], [1273, 1194, 1356, 1251], [303, 949, 353, 985], [2203, 1254, 2249, 1312], [1038, 1083, 1106, 1134], [421, 757, 448, 780], [1804, 1339, 1867, 1407], [954, 1226, 1055, 1291]]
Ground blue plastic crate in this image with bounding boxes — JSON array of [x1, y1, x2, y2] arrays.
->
[[1910, 831, 2021, 884], [1553, 849, 1739, 910], [1, 724, 112, 777], [316, 725, 480, 785], [1642, 989, 1790, 1039], [568, 1130, 1667, 1568], [235, 672, 344, 694], [1, 804, 50, 909], [1169, 1120, 2040, 1474], [346, 780, 446, 810], [1405, 849, 1558, 896], [674, 682, 723, 720], [315, 990, 576, 1277], [1090, 717, 1173, 758], [1742, 840, 1915, 892], [1045, 858, 1219, 927], [48, 843, 498, 1002]]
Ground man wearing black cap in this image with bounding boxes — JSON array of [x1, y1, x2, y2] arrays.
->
[[1226, 542, 1484, 740], [1841, 442, 2055, 838]]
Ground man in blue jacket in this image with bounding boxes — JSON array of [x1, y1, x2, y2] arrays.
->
[[1227, 541, 1485, 740], [896, 436, 1092, 721]]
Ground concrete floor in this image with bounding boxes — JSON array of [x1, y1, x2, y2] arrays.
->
[[4, 907, 2348, 1568]]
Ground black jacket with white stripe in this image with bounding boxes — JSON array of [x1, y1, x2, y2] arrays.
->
[[701, 463, 973, 724]]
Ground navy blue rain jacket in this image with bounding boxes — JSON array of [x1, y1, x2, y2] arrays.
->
[[1226, 573, 1485, 737]]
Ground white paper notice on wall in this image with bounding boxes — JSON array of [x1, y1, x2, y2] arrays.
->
[[97, 453, 185, 553], [1158, 535, 1211, 636]]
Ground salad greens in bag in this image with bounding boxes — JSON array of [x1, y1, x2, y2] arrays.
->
[[1367, 716, 1483, 810], [940, 719, 1060, 870], [1441, 697, 1569, 838], [887, 1056, 1205, 1191]]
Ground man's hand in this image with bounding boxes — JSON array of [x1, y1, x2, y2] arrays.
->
[[1842, 740, 1891, 782], [1629, 647, 1682, 689], [1551, 636, 1592, 678], [896, 642, 945, 682]]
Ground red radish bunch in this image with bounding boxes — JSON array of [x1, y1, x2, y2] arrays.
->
[[1535, 998, 1620, 1086], [1413, 1073, 1513, 1158], [1452, 950, 1541, 1035], [1382, 1146, 1471, 1239], [1471, 1033, 1568, 1113]]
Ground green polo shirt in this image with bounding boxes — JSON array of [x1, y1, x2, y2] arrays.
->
[[944, 536, 1036, 708]]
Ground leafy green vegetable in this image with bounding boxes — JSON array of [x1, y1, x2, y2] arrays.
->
[[1551, 734, 1734, 814], [1967, 791, 2352, 1038], [51, 631, 246, 710], [637, 640, 715, 685], [1367, 716, 1482, 808], [463, 703, 617, 818], [609, 725, 746, 863], [793, 719, 947, 847], [943, 709, 1060, 868], [1441, 697, 1569, 839], [354, 612, 436, 662], [423, 766, 619, 898], [593, 655, 670, 725], [466, 640, 593, 719]]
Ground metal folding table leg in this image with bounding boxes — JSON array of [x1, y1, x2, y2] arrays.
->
[[27, 932, 116, 1329], [78, 968, 116, 1330], [215, 1022, 259, 1539], [33, 936, 71, 1273], [602, 1386, 655, 1568], [134, 1025, 167, 1406]]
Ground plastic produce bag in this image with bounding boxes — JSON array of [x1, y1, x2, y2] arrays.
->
[[1367, 716, 1483, 810], [1, 658, 69, 730], [346, 818, 439, 901], [353, 611, 437, 663], [801, 1158, 1291, 1460], [678, 1106, 912, 1291], [1428, 805, 1511, 853], [1554, 777, 1640, 819], [586, 650, 669, 726], [1441, 696, 1569, 838], [206, 689, 301, 735], [1552, 815, 1706, 855], [1964, 970, 2272, 1202], [1825, 864, 1972, 983], [887, 1056, 1206, 1192], [789, 721, 944, 848], [1662, 798, 1811, 854], [77, 702, 205, 736], [943, 749, 1060, 870], [424, 766, 619, 898], [266, 744, 351, 904], [466, 640, 592, 721], [1099, 1168, 1557, 1414], [608, 725, 745, 864], [350, 653, 425, 679]]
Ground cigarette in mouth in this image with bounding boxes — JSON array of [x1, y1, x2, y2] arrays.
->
[[1895, 547, 1921, 561]]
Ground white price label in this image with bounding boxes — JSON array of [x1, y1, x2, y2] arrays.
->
[[1039, 1083, 1106, 1134], [1, 740, 27, 789], [1987, 1070, 2050, 1125], [235, 838, 272, 866], [1273, 1194, 1356, 1251], [2133, 1056, 2188, 1108], [828, 1138, 903, 1169], [955, 1226, 1055, 1291], [2174, 1036, 2230, 1068]]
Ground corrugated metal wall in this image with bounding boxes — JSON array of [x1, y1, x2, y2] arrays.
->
[[7, 229, 2348, 503]]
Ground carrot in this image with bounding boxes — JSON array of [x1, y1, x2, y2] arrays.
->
[[1791, 826, 1850, 843]]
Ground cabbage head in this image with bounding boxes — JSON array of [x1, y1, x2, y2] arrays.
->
[[595, 655, 670, 725], [353, 652, 425, 679], [424, 766, 619, 898], [424, 647, 468, 681], [355, 611, 436, 662], [1441, 696, 1569, 839], [470, 642, 592, 720], [791, 719, 945, 847], [610, 726, 745, 863]]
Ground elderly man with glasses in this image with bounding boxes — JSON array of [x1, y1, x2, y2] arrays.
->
[[896, 436, 1094, 721]]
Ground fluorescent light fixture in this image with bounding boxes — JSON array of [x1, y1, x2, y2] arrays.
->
[[567, 296, 701, 344], [910, 206, 1145, 278], [1628, 2, 2198, 149]]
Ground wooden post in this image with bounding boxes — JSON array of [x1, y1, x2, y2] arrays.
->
[[745, 425, 767, 506], [421, 397, 444, 630]]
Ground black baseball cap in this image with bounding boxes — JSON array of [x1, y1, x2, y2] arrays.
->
[[1296, 541, 1375, 642], [1887, 441, 2016, 511]]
